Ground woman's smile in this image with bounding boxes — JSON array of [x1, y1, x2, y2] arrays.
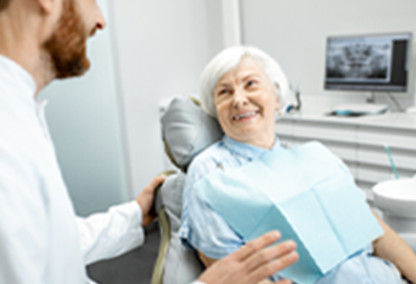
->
[[231, 110, 260, 121]]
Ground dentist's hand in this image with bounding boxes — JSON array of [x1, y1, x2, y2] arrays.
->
[[197, 231, 298, 284], [136, 175, 166, 227]]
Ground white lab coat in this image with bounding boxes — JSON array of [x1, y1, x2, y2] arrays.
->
[[0, 55, 144, 284]]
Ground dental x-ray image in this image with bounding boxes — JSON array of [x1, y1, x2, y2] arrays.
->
[[326, 37, 392, 82], [324, 33, 411, 92]]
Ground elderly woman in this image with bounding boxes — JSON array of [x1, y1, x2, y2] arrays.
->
[[178, 46, 416, 283]]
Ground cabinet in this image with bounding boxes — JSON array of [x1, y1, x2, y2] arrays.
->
[[276, 112, 416, 198]]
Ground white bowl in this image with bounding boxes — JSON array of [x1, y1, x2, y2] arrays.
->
[[372, 178, 416, 219]]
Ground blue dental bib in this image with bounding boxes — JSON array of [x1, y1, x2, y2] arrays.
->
[[194, 142, 383, 284]]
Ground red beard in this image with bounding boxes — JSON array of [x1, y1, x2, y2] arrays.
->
[[43, 0, 91, 79]]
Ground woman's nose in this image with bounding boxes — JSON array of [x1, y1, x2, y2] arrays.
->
[[232, 89, 249, 108]]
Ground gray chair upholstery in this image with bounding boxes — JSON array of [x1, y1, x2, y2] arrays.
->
[[160, 97, 222, 171], [152, 173, 204, 284], [152, 97, 222, 284]]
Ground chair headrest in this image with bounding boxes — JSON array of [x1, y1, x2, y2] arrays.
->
[[161, 97, 223, 171]]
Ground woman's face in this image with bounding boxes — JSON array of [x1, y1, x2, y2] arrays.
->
[[213, 57, 280, 149]]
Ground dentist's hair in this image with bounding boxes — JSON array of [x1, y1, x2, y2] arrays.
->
[[199, 45, 290, 118], [0, 0, 11, 10]]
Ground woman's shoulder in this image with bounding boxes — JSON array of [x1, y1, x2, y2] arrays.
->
[[187, 140, 228, 177], [182, 141, 228, 205]]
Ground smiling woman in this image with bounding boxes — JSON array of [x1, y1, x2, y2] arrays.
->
[[213, 57, 280, 149], [199, 46, 289, 149], [199, 46, 289, 119], [178, 46, 416, 283]]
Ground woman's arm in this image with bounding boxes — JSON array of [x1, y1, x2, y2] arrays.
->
[[372, 212, 416, 283], [198, 250, 217, 268]]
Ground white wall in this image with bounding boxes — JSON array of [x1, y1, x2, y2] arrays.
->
[[40, 0, 128, 216], [240, 0, 416, 111], [38, 0, 416, 214], [111, 0, 224, 195]]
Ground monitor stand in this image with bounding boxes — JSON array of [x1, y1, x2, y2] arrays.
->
[[329, 103, 388, 116]]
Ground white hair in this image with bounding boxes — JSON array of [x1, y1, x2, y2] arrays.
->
[[199, 45, 290, 117]]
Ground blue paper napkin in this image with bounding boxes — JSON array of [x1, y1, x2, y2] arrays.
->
[[195, 142, 383, 284]]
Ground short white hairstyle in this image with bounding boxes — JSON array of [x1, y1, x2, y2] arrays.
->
[[199, 45, 290, 117]]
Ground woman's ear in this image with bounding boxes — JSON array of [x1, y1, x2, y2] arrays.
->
[[274, 84, 282, 110]]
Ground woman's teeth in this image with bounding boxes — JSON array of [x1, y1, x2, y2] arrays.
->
[[232, 111, 257, 120]]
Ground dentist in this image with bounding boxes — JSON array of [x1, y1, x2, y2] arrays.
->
[[0, 0, 297, 283]]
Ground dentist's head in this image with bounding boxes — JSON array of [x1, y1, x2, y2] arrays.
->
[[0, 0, 106, 90], [199, 46, 289, 149], [44, 0, 106, 79]]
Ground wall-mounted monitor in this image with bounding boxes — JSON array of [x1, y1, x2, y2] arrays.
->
[[324, 33, 412, 92]]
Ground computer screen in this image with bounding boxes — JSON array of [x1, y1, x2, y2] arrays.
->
[[324, 33, 412, 92]]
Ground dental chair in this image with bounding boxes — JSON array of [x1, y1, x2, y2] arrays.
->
[[151, 97, 224, 284]]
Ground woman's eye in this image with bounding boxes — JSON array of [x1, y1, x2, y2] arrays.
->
[[217, 89, 228, 96], [246, 80, 257, 87]]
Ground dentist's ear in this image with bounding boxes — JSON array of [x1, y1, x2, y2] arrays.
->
[[37, 0, 60, 14], [36, 0, 63, 42]]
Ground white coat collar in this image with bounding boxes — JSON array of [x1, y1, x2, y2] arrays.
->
[[0, 55, 51, 138], [0, 55, 37, 101]]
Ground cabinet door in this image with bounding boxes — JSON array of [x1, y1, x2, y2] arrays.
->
[[277, 118, 358, 180], [355, 126, 416, 187]]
